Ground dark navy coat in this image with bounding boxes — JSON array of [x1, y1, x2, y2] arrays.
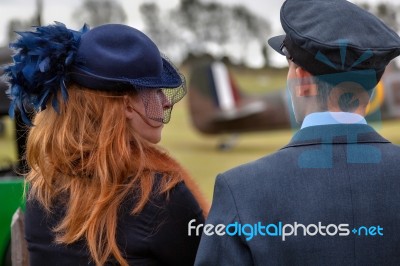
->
[[26, 180, 204, 266], [195, 124, 400, 266]]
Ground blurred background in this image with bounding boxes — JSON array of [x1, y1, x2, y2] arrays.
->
[[1, 0, 400, 200]]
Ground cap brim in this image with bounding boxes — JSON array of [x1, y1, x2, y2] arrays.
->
[[69, 57, 183, 91], [268, 35, 286, 56]]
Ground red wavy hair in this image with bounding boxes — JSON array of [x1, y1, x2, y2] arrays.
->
[[25, 84, 204, 265]]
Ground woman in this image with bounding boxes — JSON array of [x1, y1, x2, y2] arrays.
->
[[4, 23, 208, 265]]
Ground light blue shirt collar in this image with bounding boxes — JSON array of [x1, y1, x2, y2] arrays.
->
[[301, 112, 367, 129]]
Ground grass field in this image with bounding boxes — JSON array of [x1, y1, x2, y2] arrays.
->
[[160, 99, 293, 200], [2, 67, 400, 202]]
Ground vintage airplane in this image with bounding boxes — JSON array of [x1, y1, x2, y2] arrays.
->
[[188, 61, 291, 134], [187, 60, 400, 149]]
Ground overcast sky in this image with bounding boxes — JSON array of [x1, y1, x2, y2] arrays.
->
[[0, 0, 399, 66]]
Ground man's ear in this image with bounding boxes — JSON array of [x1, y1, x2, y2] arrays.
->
[[295, 67, 318, 97]]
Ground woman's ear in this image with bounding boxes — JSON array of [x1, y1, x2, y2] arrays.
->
[[295, 67, 318, 97], [124, 96, 135, 120]]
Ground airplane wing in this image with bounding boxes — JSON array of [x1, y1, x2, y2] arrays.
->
[[213, 100, 267, 121]]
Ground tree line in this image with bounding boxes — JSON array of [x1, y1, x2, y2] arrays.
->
[[5, 0, 400, 68]]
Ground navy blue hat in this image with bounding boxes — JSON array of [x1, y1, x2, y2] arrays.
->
[[3, 23, 185, 125], [70, 24, 183, 91], [268, 0, 400, 81]]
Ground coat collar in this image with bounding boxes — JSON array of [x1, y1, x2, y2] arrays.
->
[[282, 124, 390, 150]]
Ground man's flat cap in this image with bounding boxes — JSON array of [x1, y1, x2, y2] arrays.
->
[[268, 0, 400, 81]]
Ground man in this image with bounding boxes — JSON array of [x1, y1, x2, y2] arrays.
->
[[195, 0, 400, 265]]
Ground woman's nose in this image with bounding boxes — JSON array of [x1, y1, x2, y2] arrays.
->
[[161, 91, 172, 109]]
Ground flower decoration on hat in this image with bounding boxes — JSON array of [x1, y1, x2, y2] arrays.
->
[[3, 22, 89, 125]]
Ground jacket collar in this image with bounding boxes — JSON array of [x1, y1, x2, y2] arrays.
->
[[282, 124, 390, 150], [301, 112, 367, 129]]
